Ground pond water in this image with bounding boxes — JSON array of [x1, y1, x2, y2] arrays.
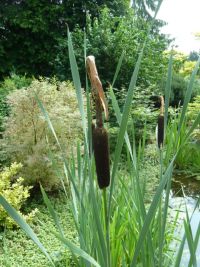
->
[[170, 174, 200, 266]]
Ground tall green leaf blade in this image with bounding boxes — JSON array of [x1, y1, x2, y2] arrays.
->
[[164, 51, 173, 130], [184, 219, 197, 267], [174, 235, 186, 267], [40, 185, 64, 237], [158, 158, 172, 267], [34, 92, 62, 151], [35, 92, 84, 214], [174, 199, 200, 267], [185, 112, 200, 141], [112, 51, 125, 87], [68, 29, 87, 140], [188, 221, 200, 267], [109, 48, 145, 215], [130, 157, 175, 267], [54, 232, 101, 267], [88, 175, 108, 266], [109, 86, 133, 161]]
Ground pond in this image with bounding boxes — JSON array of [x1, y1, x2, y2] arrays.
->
[[171, 174, 200, 266]]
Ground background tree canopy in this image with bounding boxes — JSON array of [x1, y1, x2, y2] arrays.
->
[[0, 0, 168, 86]]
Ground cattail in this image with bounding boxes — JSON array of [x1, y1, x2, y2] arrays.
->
[[92, 125, 110, 189], [157, 96, 165, 148], [157, 115, 164, 148]]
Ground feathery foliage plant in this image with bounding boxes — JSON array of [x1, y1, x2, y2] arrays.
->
[[0, 78, 83, 190]]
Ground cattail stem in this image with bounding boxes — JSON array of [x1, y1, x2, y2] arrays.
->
[[158, 147, 164, 266], [103, 188, 108, 231], [103, 188, 110, 267]]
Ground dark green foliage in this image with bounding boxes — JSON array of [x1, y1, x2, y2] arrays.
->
[[175, 142, 200, 175], [81, 8, 168, 89], [161, 74, 187, 107], [165, 115, 200, 176], [185, 77, 200, 100], [0, 1, 168, 86], [161, 72, 200, 108], [0, 0, 67, 78], [188, 51, 199, 62], [0, 0, 129, 79], [92, 126, 110, 189], [131, 0, 162, 19], [108, 85, 161, 149]]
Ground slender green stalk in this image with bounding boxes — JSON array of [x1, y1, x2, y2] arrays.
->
[[103, 188, 110, 267], [158, 148, 164, 267], [103, 189, 108, 232]]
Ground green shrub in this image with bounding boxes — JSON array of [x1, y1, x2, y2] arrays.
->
[[71, 8, 168, 89], [94, 8, 167, 87], [160, 74, 187, 107], [175, 142, 200, 175], [184, 96, 200, 143], [161, 74, 200, 108], [188, 95, 200, 121], [0, 162, 36, 229], [170, 74, 187, 106], [108, 85, 160, 153], [0, 73, 32, 92], [164, 111, 200, 176], [1, 78, 83, 190]]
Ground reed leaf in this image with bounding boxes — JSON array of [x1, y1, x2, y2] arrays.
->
[[184, 216, 197, 267], [188, 221, 200, 267], [130, 156, 175, 266], [40, 185, 64, 237], [112, 51, 125, 87], [67, 29, 87, 142], [53, 232, 101, 267], [164, 51, 173, 130], [109, 86, 133, 161]]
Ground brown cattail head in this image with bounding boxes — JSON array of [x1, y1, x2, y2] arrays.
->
[[157, 115, 164, 148], [92, 125, 110, 189]]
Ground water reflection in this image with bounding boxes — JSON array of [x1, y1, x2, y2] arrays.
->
[[172, 173, 200, 197], [170, 174, 200, 266]]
